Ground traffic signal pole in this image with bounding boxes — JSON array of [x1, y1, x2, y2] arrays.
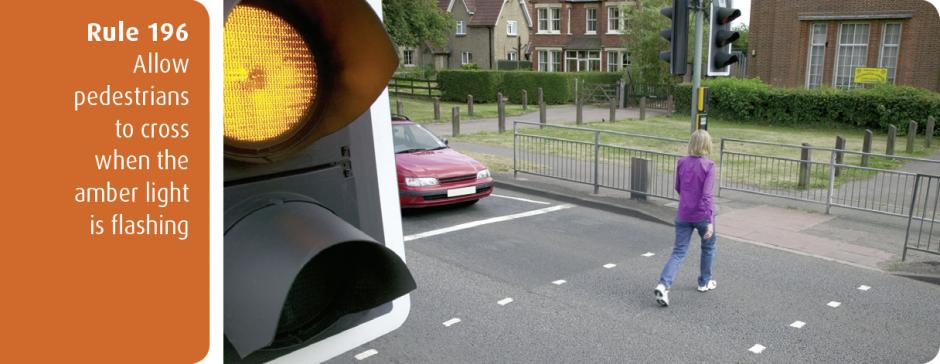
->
[[690, 0, 704, 134]]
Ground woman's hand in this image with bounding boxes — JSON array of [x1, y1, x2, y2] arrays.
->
[[703, 223, 714, 240]]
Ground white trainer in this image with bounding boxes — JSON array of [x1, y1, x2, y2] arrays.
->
[[697, 280, 717, 292], [654, 284, 669, 306]]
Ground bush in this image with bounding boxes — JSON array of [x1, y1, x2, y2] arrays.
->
[[460, 63, 480, 70], [673, 78, 940, 133], [439, 70, 627, 104], [496, 60, 534, 70]]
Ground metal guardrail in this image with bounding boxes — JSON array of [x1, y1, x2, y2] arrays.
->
[[904, 174, 940, 260], [719, 138, 940, 218], [513, 121, 686, 200]]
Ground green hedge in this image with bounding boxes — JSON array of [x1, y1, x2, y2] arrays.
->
[[438, 70, 625, 104], [496, 60, 534, 70], [674, 78, 940, 133]]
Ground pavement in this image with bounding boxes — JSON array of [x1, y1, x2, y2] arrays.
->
[[446, 138, 940, 281], [325, 189, 940, 363], [424, 104, 669, 137]]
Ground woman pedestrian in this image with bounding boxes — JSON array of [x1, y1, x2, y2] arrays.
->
[[655, 129, 717, 307]]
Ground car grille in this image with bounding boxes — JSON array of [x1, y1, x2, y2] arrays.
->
[[438, 174, 476, 184]]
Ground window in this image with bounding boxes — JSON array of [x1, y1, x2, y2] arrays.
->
[[606, 50, 629, 72], [607, 6, 622, 33], [403, 49, 415, 67], [566, 50, 601, 72], [805, 23, 827, 88], [537, 49, 561, 72], [537, 6, 561, 33], [879, 23, 902, 84], [508, 51, 518, 61], [456, 21, 466, 35], [461, 51, 473, 65], [833, 23, 870, 88], [586, 8, 597, 34], [507, 20, 518, 36]]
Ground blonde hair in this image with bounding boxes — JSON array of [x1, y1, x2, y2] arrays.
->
[[688, 130, 712, 156]]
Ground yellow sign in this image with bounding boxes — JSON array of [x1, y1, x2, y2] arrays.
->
[[854, 68, 888, 84]]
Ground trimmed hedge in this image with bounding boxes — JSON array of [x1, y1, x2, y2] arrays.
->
[[673, 78, 940, 133], [496, 60, 534, 70], [438, 70, 625, 105]]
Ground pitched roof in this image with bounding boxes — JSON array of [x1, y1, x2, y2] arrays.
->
[[469, 0, 502, 26], [438, 0, 449, 11]]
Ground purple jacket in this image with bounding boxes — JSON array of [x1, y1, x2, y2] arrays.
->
[[675, 156, 715, 223]]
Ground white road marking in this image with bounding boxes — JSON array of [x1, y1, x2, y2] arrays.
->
[[642, 252, 655, 257], [443, 318, 461, 327], [748, 344, 766, 354], [790, 321, 806, 328], [827, 301, 841, 308], [497, 297, 514, 306], [603, 263, 616, 269], [491, 194, 551, 205], [404, 204, 574, 242], [858, 285, 871, 291], [552, 280, 567, 285], [355, 349, 378, 361]]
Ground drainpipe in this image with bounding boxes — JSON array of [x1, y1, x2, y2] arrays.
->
[[489, 26, 495, 69]]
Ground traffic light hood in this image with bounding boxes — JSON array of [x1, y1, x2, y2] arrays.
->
[[223, 0, 398, 163]]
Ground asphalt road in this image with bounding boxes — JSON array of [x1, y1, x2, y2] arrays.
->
[[327, 190, 940, 363]]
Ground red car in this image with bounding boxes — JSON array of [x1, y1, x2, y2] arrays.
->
[[392, 117, 493, 208]]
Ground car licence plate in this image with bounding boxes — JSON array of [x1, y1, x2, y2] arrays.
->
[[447, 186, 476, 197]]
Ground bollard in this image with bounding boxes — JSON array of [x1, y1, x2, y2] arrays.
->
[[522, 89, 528, 111], [639, 97, 647, 120], [451, 107, 460, 137], [539, 101, 547, 128], [498, 93, 506, 133], [396, 99, 403, 116], [432, 97, 441, 121], [574, 78, 579, 106], [609, 98, 616, 123], [834, 136, 845, 177], [538, 87, 544, 105], [887, 124, 897, 156], [862, 130, 872, 167], [576, 98, 583, 125], [617, 79, 625, 109], [907, 120, 918, 153], [927, 116, 936, 148], [630, 157, 651, 200], [798, 143, 812, 189], [467, 94, 474, 116]]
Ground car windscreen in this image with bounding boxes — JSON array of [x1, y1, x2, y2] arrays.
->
[[392, 123, 447, 153]]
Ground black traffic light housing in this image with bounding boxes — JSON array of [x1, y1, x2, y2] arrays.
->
[[707, 0, 741, 76], [659, 0, 689, 76], [223, 0, 416, 362]]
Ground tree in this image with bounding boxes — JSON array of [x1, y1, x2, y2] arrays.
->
[[732, 23, 749, 51], [622, 0, 679, 86], [383, 0, 454, 48]]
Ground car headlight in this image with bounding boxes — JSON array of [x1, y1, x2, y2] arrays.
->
[[405, 177, 439, 187], [476, 169, 491, 179]]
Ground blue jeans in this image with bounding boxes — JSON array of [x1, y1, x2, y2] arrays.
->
[[659, 220, 716, 289]]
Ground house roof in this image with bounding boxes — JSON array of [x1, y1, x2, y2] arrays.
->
[[469, 0, 502, 26]]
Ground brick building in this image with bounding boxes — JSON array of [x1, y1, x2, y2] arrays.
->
[[527, 0, 631, 72], [748, 0, 940, 92]]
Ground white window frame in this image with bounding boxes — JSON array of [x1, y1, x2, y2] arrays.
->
[[607, 5, 623, 34], [537, 48, 562, 72], [567, 6, 572, 35], [586, 7, 598, 34], [456, 20, 466, 36], [804, 23, 827, 89], [878, 22, 902, 85], [536, 5, 561, 34], [566, 50, 601, 72], [606, 48, 629, 72], [508, 51, 518, 61], [403, 49, 415, 67], [461, 51, 473, 65], [507, 20, 518, 36], [832, 22, 870, 89]]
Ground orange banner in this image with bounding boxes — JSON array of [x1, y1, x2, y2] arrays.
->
[[0, 1, 208, 362]]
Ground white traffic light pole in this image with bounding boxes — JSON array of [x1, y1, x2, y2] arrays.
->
[[690, 0, 705, 134]]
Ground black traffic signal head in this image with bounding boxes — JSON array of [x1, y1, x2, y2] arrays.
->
[[659, 0, 689, 76], [707, 0, 741, 76], [223, 0, 416, 361]]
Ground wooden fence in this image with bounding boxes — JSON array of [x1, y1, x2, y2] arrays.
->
[[388, 77, 441, 98]]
